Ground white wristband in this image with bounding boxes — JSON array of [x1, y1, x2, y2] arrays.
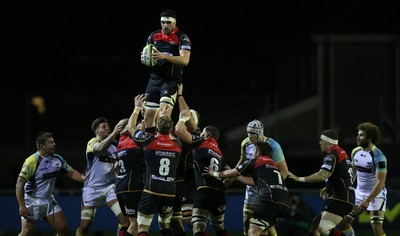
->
[[134, 107, 142, 113], [212, 171, 219, 178], [298, 177, 305, 182], [179, 118, 187, 123]]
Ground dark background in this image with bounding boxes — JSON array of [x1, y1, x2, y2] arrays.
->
[[2, 1, 400, 191]]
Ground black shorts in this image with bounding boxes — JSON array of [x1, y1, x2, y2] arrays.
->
[[193, 188, 227, 215], [138, 191, 175, 215], [324, 191, 355, 217], [117, 191, 143, 217], [253, 200, 291, 225], [145, 74, 178, 104], [174, 178, 196, 211]]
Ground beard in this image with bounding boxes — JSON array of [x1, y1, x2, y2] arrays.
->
[[359, 140, 369, 148]]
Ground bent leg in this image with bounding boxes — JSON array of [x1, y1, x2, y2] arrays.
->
[[137, 211, 155, 234], [319, 211, 343, 236], [170, 211, 185, 236], [127, 216, 138, 236], [309, 211, 322, 236], [76, 206, 96, 236], [337, 210, 357, 236], [370, 210, 385, 236], [243, 204, 257, 235], [192, 208, 210, 235], [46, 211, 68, 236], [18, 218, 37, 236]]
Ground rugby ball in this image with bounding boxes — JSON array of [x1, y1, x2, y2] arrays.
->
[[141, 44, 157, 67]]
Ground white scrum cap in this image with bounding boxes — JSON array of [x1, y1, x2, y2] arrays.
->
[[247, 119, 264, 137]]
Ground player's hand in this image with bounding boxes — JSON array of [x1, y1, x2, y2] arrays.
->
[[286, 171, 299, 181], [178, 109, 191, 122], [224, 164, 231, 170], [202, 166, 212, 177], [152, 47, 164, 61], [319, 187, 329, 200], [19, 206, 30, 219]]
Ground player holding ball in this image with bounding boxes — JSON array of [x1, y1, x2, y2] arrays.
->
[[140, 9, 192, 132]]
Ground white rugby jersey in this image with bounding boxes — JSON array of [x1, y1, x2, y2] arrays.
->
[[84, 137, 117, 187], [352, 146, 387, 191], [19, 152, 71, 199]]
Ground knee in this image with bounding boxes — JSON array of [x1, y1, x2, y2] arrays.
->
[[160, 96, 176, 109], [319, 219, 337, 236], [247, 226, 258, 236], [19, 228, 32, 236]]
